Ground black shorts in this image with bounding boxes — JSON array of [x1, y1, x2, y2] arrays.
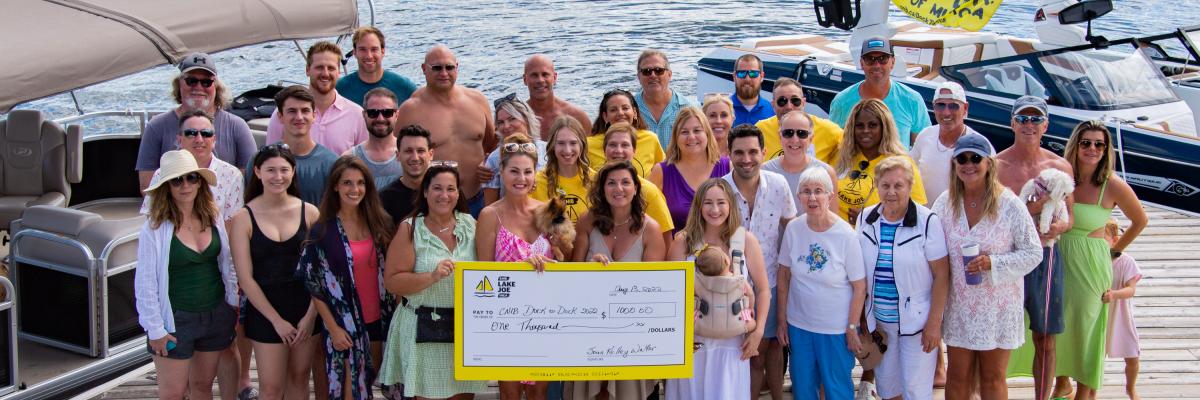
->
[[148, 304, 237, 359], [365, 319, 383, 342]]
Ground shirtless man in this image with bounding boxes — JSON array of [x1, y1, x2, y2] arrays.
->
[[395, 45, 495, 209], [995, 95, 1074, 400], [523, 54, 591, 140]]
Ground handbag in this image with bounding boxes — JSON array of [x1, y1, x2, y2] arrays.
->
[[414, 305, 454, 343], [855, 328, 889, 370]]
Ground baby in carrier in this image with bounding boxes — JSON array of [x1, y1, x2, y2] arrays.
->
[[694, 245, 755, 338]]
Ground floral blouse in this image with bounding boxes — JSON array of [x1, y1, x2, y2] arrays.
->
[[932, 189, 1041, 351]]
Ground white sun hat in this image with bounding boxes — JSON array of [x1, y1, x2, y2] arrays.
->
[[143, 150, 217, 193]]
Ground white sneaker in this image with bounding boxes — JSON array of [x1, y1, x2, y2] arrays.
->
[[855, 380, 879, 400]]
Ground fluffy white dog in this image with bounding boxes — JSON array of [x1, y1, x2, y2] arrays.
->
[[1020, 168, 1075, 246]]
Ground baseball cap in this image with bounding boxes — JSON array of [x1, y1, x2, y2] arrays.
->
[[860, 37, 892, 56], [1012, 95, 1048, 116], [179, 52, 217, 75], [933, 82, 967, 103], [953, 134, 996, 158]]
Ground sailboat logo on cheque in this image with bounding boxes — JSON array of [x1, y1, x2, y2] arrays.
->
[[475, 275, 516, 298]]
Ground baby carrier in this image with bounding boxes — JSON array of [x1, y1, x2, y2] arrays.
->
[[694, 227, 752, 339]]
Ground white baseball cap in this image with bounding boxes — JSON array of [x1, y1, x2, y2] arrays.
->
[[933, 81, 967, 103]]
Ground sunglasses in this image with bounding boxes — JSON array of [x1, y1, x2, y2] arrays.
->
[[848, 160, 870, 180], [169, 172, 203, 187], [183, 77, 214, 88], [1013, 115, 1047, 124], [776, 96, 804, 107], [1078, 139, 1107, 150], [182, 128, 214, 138], [781, 129, 811, 139], [933, 102, 962, 111], [365, 108, 397, 118], [639, 67, 668, 77], [493, 93, 518, 109], [955, 153, 984, 165], [735, 70, 761, 79], [429, 64, 457, 72], [429, 160, 459, 168], [862, 54, 892, 66], [502, 142, 538, 154]]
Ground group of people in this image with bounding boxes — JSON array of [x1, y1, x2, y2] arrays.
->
[[133, 27, 1151, 400]]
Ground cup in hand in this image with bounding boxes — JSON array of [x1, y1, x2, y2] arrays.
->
[[962, 243, 982, 285]]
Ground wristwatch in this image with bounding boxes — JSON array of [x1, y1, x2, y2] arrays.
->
[[847, 323, 859, 332]]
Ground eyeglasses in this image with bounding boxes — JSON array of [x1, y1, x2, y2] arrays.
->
[[848, 160, 870, 180], [502, 142, 538, 154], [182, 128, 214, 138], [493, 93, 518, 110], [429, 64, 457, 72], [429, 160, 459, 168], [799, 188, 827, 197], [1013, 115, 1046, 125], [1078, 139, 1107, 150], [780, 129, 811, 139], [169, 172, 202, 187], [183, 77, 214, 88], [862, 54, 892, 66], [639, 67, 668, 76], [933, 102, 962, 111], [955, 153, 984, 165], [776, 96, 804, 107], [365, 108, 396, 118], [734, 70, 761, 79]]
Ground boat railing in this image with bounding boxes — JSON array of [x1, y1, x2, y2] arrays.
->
[[0, 276, 16, 397]]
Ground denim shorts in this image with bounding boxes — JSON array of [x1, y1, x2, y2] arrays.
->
[[147, 304, 237, 359]]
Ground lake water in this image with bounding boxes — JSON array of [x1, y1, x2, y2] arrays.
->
[[18, 0, 1196, 122]]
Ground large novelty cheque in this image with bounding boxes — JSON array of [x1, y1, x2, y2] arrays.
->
[[454, 261, 694, 381]]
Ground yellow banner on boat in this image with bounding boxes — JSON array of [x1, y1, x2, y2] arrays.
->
[[891, 0, 1003, 32], [454, 261, 694, 381]]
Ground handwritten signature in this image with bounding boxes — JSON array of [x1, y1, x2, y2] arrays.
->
[[585, 343, 658, 358]]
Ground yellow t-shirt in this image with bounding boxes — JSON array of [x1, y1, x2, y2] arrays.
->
[[532, 168, 593, 224], [835, 153, 927, 223], [640, 177, 675, 233], [586, 129, 666, 179], [755, 115, 843, 165]]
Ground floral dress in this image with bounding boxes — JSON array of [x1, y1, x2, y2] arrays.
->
[[298, 218, 397, 400], [931, 190, 1042, 350]]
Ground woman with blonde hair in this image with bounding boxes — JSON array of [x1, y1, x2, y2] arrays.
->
[[834, 99, 927, 223], [532, 116, 593, 223], [649, 106, 730, 233], [702, 95, 734, 156]]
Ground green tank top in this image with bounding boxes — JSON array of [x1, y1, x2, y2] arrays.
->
[[168, 229, 224, 312], [1068, 181, 1113, 236]]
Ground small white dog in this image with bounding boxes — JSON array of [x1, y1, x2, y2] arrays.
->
[[1020, 168, 1075, 246]]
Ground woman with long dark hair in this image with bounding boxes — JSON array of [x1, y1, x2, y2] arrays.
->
[[586, 89, 664, 178]]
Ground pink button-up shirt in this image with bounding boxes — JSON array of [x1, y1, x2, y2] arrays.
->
[[266, 93, 368, 155]]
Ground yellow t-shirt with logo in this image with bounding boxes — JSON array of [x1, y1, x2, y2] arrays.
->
[[532, 167, 674, 233], [835, 153, 927, 223], [586, 129, 666, 179], [755, 115, 843, 165]]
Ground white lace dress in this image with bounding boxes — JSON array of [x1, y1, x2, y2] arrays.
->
[[932, 190, 1042, 351]]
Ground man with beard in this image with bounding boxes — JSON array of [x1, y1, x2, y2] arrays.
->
[[828, 37, 930, 148], [523, 54, 591, 140], [135, 52, 257, 192], [337, 27, 418, 107], [635, 49, 694, 148], [722, 124, 797, 400], [394, 44, 495, 215], [345, 87, 403, 187], [754, 78, 843, 163], [266, 41, 369, 155], [731, 54, 775, 127]]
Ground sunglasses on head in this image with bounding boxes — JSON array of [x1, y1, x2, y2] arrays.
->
[[735, 70, 761, 79], [781, 129, 811, 139], [169, 172, 203, 187], [429, 64, 457, 72], [639, 67, 668, 77], [183, 77, 214, 88], [429, 160, 459, 168], [259, 142, 291, 156], [934, 102, 962, 111], [365, 108, 396, 118], [182, 128, 214, 138], [955, 153, 984, 165], [502, 142, 538, 154], [848, 160, 870, 180], [1013, 115, 1046, 124], [862, 54, 891, 66], [776, 96, 803, 107], [1078, 139, 1107, 150], [493, 93, 518, 109]]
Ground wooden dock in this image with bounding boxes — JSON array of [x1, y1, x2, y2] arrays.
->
[[92, 206, 1200, 399]]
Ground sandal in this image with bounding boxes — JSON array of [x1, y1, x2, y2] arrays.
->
[[237, 386, 259, 400]]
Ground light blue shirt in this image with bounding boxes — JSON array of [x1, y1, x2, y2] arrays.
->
[[636, 90, 694, 150], [828, 80, 931, 149]]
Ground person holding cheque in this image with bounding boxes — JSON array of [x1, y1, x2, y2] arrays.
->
[[776, 167, 866, 400], [853, 156, 950, 400], [664, 178, 771, 400]]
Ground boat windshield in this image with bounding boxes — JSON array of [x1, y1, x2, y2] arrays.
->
[[1037, 46, 1178, 110]]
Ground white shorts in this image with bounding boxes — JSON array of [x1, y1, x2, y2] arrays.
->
[[874, 321, 937, 400]]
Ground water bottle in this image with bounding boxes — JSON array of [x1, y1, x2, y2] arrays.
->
[[963, 243, 982, 285]]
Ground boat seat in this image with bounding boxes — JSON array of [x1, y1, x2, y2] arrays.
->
[[0, 110, 82, 231], [9, 204, 142, 273]]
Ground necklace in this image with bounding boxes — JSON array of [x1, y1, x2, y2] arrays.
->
[[427, 217, 455, 234]]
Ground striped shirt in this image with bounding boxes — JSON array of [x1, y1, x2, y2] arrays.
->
[[873, 221, 900, 323]]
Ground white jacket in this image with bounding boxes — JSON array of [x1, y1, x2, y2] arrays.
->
[[856, 200, 948, 335], [135, 218, 238, 340]]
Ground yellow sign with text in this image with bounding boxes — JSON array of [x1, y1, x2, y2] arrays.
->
[[892, 0, 1003, 32], [454, 261, 694, 381]]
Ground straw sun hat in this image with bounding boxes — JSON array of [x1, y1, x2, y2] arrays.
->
[[143, 150, 217, 193]]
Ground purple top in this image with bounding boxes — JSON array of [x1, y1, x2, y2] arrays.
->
[[661, 156, 731, 232]]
